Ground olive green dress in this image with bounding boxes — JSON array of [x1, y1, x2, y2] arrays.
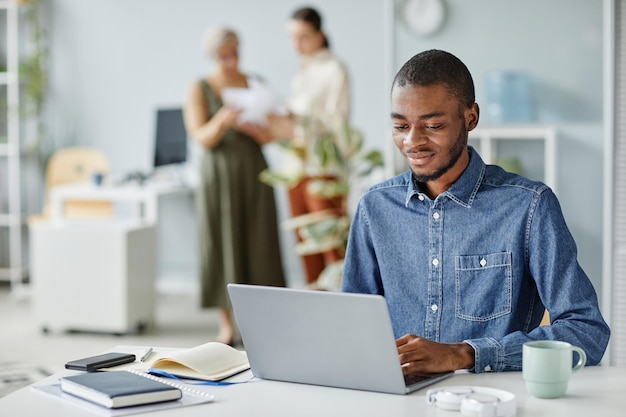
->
[[197, 80, 285, 308]]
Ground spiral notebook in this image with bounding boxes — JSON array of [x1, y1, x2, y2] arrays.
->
[[32, 370, 214, 416], [104, 342, 249, 381]]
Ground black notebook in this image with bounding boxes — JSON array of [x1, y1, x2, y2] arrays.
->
[[60, 371, 182, 409]]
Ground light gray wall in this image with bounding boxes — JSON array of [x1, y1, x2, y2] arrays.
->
[[41, 0, 605, 299], [44, 0, 388, 289], [393, 0, 605, 296], [394, 0, 603, 123], [46, 0, 387, 172]]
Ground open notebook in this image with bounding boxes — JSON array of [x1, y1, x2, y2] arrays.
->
[[105, 342, 249, 381], [227, 284, 453, 395]]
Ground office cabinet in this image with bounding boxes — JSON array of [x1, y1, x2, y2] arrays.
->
[[31, 221, 157, 334]]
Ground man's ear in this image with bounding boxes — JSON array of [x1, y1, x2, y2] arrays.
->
[[465, 103, 480, 131]]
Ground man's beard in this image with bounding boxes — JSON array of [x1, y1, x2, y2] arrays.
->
[[411, 127, 468, 183]]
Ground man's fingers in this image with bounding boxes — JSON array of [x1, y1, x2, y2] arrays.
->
[[396, 333, 414, 347], [398, 344, 424, 365]]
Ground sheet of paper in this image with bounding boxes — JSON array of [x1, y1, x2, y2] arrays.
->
[[221, 79, 287, 125]]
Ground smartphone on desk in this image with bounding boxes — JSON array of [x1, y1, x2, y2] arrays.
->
[[65, 352, 136, 371]]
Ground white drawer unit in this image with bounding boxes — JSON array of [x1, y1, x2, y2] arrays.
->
[[30, 220, 157, 335]]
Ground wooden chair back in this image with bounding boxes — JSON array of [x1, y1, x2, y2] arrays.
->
[[38, 147, 114, 219]]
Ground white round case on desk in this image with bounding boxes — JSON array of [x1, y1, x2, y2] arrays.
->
[[426, 386, 516, 417]]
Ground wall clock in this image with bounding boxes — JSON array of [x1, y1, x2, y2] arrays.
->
[[403, 0, 446, 36]]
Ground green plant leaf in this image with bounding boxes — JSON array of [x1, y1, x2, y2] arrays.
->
[[258, 168, 303, 187], [307, 179, 348, 198], [309, 260, 345, 291]]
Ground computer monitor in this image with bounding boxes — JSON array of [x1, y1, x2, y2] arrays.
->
[[153, 108, 187, 168]]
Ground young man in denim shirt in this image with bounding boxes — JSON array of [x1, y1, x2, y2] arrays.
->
[[341, 50, 610, 376]]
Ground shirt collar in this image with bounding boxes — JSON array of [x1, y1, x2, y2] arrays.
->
[[405, 146, 485, 208]]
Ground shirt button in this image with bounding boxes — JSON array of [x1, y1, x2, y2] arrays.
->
[[432, 212, 440, 220], [432, 258, 439, 266], [480, 258, 487, 267], [431, 304, 438, 312], [418, 195, 425, 201], [484, 365, 492, 372]]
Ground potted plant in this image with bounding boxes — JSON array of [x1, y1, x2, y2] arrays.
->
[[260, 119, 383, 291]]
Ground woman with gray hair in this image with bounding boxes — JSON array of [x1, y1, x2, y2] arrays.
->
[[183, 26, 285, 345]]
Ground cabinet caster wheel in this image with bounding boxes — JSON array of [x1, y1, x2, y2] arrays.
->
[[136, 322, 147, 334]]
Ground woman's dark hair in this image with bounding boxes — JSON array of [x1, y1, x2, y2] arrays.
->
[[291, 6, 329, 48]]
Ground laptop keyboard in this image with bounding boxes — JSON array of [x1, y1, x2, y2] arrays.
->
[[404, 373, 441, 387]]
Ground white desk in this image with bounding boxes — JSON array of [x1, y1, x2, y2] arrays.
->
[[49, 181, 194, 225], [1, 346, 625, 416]]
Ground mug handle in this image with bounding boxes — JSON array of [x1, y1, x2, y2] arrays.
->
[[571, 346, 587, 372]]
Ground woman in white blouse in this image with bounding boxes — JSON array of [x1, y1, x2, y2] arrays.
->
[[269, 6, 351, 285]]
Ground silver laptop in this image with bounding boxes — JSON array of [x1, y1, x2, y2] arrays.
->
[[227, 284, 453, 395]]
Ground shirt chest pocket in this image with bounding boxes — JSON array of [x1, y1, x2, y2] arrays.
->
[[454, 252, 512, 321]]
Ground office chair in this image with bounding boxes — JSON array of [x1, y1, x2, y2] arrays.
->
[[29, 146, 114, 222]]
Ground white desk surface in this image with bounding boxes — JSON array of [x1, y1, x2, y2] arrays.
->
[[49, 181, 194, 224], [50, 180, 193, 201], [1, 345, 624, 417]]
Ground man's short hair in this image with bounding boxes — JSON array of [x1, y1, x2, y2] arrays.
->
[[393, 49, 475, 109]]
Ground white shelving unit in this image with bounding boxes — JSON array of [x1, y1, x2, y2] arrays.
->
[[0, 1, 24, 291], [469, 125, 557, 194]]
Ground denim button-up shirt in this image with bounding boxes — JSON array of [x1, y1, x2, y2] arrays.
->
[[341, 147, 610, 372]]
